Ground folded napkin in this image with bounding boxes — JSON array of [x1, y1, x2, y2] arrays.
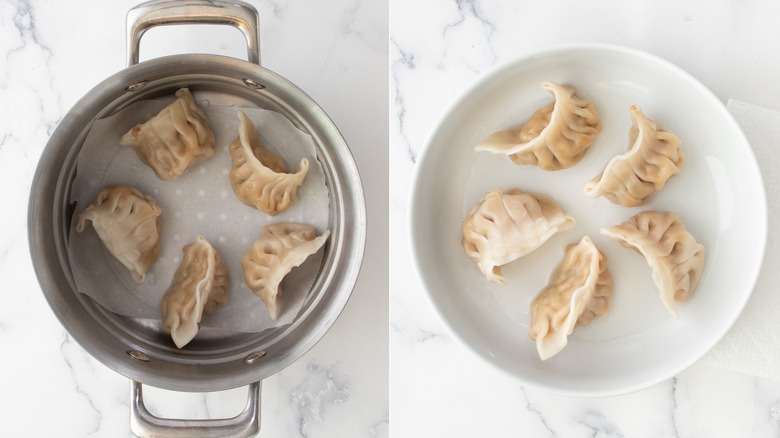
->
[[701, 100, 780, 381]]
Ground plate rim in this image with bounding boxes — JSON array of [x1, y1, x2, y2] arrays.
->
[[407, 42, 768, 397]]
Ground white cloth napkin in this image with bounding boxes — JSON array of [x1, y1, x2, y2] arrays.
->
[[701, 100, 780, 381]]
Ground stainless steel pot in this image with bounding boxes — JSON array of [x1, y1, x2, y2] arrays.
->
[[27, 1, 365, 436]]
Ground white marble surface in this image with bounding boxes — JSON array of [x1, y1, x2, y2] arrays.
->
[[0, 0, 387, 437], [390, 1, 780, 437]]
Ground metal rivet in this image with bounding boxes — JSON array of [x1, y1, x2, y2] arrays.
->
[[127, 350, 150, 362], [242, 78, 265, 90], [243, 351, 267, 364], [126, 81, 148, 92]]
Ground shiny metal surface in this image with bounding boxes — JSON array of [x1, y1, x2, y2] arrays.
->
[[28, 4, 365, 395], [127, 0, 261, 66], [130, 381, 261, 438]]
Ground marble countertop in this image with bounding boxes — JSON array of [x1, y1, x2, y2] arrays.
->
[[0, 0, 387, 437], [390, 1, 780, 437]]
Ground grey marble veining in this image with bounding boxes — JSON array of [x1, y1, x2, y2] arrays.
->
[[578, 410, 623, 438], [444, 0, 497, 68], [390, 38, 416, 163], [370, 414, 390, 437], [670, 377, 681, 437], [291, 361, 352, 437], [520, 387, 557, 437], [60, 333, 104, 436], [1, 0, 63, 139], [339, 0, 386, 53]]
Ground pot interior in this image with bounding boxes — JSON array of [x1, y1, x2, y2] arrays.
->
[[29, 55, 365, 392]]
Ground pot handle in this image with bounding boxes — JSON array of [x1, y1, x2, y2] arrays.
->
[[126, 0, 261, 67], [129, 380, 261, 438]]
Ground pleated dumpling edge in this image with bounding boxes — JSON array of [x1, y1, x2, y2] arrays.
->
[[229, 111, 309, 216]]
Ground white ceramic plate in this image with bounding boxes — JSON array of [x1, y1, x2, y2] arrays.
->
[[409, 44, 766, 397]]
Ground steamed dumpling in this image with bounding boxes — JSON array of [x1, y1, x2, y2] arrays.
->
[[601, 211, 705, 317], [475, 81, 602, 170], [242, 223, 330, 319], [75, 185, 162, 282], [160, 236, 229, 348], [584, 105, 684, 206], [229, 111, 309, 216], [530, 236, 613, 360], [462, 188, 575, 284], [119, 88, 216, 180]]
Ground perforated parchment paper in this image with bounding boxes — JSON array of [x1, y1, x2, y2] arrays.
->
[[67, 93, 330, 333]]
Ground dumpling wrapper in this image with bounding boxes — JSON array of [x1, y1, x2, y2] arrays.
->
[[229, 111, 309, 216], [601, 211, 705, 318], [242, 223, 330, 319], [160, 236, 229, 349], [119, 88, 216, 180], [584, 105, 685, 206], [530, 236, 613, 360], [75, 185, 162, 283], [462, 188, 575, 284], [475, 81, 602, 170]]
